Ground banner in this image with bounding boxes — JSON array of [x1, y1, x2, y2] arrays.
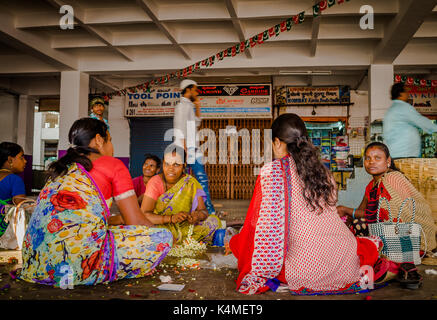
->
[[125, 87, 181, 117], [408, 86, 437, 115], [283, 86, 350, 105], [104, 0, 352, 100], [125, 84, 272, 118]]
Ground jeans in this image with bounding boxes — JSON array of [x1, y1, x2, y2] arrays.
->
[[187, 151, 215, 215]]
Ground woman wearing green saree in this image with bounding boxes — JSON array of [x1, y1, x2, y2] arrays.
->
[[140, 147, 221, 244]]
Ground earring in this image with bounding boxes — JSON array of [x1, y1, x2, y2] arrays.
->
[[9, 162, 13, 168]]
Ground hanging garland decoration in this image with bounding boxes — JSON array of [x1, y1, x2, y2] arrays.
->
[[394, 75, 437, 87], [103, 0, 351, 100]]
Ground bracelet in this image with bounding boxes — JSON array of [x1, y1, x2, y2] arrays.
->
[[352, 208, 357, 220]]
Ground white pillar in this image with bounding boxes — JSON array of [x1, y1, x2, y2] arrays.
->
[[58, 71, 89, 152], [368, 64, 394, 122], [32, 112, 44, 167], [0, 93, 18, 142], [108, 95, 130, 168], [17, 95, 35, 154]]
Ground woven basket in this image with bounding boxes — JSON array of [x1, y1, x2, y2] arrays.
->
[[395, 159, 437, 224]]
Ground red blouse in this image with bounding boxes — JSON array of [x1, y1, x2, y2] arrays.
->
[[88, 156, 135, 201]]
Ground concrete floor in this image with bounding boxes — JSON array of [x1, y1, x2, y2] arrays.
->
[[1, 199, 437, 300]]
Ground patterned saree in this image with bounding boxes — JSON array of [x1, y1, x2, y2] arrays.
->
[[19, 163, 172, 287], [153, 174, 220, 245]]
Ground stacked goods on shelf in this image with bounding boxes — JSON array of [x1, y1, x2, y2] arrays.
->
[[420, 121, 437, 158], [332, 147, 350, 170]]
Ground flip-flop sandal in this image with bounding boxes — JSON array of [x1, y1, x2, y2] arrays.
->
[[397, 263, 423, 290]]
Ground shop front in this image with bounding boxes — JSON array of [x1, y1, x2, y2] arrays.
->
[[125, 83, 273, 199], [275, 86, 354, 189], [409, 85, 437, 158]]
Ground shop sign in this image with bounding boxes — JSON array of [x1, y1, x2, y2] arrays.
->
[[276, 86, 350, 105], [125, 84, 272, 118], [197, 84, 272, 118], [408, 86, 437, 115], [125, 87, 180, 117]]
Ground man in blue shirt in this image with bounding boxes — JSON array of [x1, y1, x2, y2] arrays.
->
[[383, 83, 437, 159], [89, 96, 109, 130]]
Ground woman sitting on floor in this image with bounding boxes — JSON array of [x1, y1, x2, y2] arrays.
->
[[19, 118, 172, 287], [337, 142, 436, 249], [0, 142, 27, 238], [337, 142, 436, 288], [132, 154, 161, 205], [140, 146, 220, 245], [230, 114, 398, 295]]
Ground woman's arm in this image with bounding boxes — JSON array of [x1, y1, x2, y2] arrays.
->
[[12, 194, 27, 206], [116, 194, 153, 227], [140, 194, 184, 224], [337, 194, 368, 218], [187, 196, 208, 224]]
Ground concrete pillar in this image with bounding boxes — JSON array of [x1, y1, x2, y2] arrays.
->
[[108, 95, 130, 169], [17, 95, 35, 154], [0, 93, 18, 142], [368, 64, 394, 122], [17, 95, 35, 193], [32, 112, 44, 167], [58, 71, 89, 155]]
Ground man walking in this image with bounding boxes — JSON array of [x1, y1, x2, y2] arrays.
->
[[173, 79, 215, 215], [384, 83, 437, 159]]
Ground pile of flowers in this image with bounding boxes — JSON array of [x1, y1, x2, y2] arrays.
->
[[167, 225, 207, 267]]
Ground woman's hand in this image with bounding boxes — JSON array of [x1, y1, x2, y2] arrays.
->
[[336, 205, 350, 217], [171, 212, 188, 223], [187, 210, 208, 224]]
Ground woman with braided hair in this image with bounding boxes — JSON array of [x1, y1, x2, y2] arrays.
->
[[19, 118, 172, 287], [230, 113, 398, 295]]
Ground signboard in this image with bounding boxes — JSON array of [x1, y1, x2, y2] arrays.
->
[[124, 84, 272, 118], [276, 86, 350, 105], [125, 87, 180, 117], [408, 86, 437, 115], [197, 84, 271, 118]]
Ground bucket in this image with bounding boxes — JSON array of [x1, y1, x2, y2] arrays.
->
[[212, 229, 226, 247]]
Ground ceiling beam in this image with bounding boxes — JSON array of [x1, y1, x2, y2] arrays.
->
[[224, 0, 252, 59], [310, 16, 321, 57], [135, 0, 191, 60], [354, 70, 368, 90], [91, 76, 121, 91], [373, 0, 437, 63], [0, 9, 77, 70], [309, 0, 321, 57], [44, 0, 134, 62]]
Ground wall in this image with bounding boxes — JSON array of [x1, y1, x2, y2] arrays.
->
[[108, 95, 130, 168], [348, 90, 369, 156], [0, 93, 18, 142]]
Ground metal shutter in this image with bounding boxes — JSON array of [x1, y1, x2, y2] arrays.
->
[[128, 117, 173, 178]]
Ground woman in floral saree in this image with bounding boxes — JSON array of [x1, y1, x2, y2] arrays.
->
[[19, 118, 172, 287], [230, 114, 398, 295], [140, 146, 220, 244]]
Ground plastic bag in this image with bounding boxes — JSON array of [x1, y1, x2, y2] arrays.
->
[[224, 227, 238, 245]]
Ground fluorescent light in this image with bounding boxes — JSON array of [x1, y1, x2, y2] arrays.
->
[[279, 70, 332, 75]]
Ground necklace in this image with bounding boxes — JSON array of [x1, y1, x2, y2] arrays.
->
[[0, 169, 12, 173]]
